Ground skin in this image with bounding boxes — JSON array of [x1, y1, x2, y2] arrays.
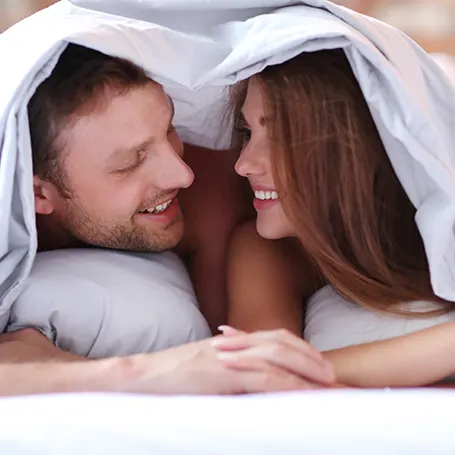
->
[[0, 328, 336, 396], [235, 78, 295, 240], [34, 82, 193, 253], [177, 144, 252, 332], [227, 77, 455, 388]]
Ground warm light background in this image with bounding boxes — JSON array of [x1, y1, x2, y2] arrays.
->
[[1, 0, 455, 55]]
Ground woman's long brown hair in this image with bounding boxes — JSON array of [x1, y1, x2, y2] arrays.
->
[[232, 49, 451, 316]]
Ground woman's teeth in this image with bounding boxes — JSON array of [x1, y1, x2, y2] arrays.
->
[[144, 199, 173, 214], [254, 190, 278, 201]]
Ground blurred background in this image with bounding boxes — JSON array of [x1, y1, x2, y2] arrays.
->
[[1, 0, 455, 55]]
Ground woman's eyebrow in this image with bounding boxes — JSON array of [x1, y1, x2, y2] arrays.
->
[[239, 110, 268, 126]]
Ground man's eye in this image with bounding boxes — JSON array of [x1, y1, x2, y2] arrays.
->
[[117, 161, 140, 173], [117, 150, 147, 173]]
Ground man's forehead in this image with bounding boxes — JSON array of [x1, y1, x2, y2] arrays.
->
[[143, 82, 175, 116], [62, 85, 175, 163]]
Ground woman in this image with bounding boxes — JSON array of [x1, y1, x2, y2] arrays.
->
[[222, 49, 455, 388]]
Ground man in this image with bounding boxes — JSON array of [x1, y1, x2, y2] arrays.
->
[[30, 44, 191, 254], [0, 44, 335, 394], [27, 43, 246, 336]]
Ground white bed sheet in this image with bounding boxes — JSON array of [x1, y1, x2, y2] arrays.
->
[[0, 390, 454, 454]]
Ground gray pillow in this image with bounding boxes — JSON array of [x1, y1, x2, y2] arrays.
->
[[7, 249, 211, 358]]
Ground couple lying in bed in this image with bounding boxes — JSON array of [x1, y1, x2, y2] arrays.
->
[[2, 42, 455, 395]]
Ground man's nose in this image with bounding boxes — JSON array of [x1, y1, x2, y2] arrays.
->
[[154, 146, 195, 190]]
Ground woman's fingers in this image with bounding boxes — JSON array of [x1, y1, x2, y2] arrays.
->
[[216, 342, 334, 385], [213, 328, 336, 385], [221, 356, 323, 391], [213, 328, 326, 367], [217, 325, 243, 337], [213, 328, 335, 385]]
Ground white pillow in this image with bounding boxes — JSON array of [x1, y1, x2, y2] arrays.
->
[[305, 285, 455, 351]]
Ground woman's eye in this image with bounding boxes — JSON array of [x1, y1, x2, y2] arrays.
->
[[235, 125, 252, 143], [241, 127, 252, 142]]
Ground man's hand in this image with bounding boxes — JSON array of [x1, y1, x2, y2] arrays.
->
[[115, 328, 336, 395], [0, 328, 339, 396]]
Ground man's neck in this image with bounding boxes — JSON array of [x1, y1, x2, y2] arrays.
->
[[36, 215, 84, 252]]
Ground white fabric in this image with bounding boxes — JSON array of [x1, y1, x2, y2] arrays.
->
[[1, 390, 455, 454], [305, 286, 455, 351], [7, 250, 210, 357], [432, 53, 455, 85], [2, 1, 455, 330]]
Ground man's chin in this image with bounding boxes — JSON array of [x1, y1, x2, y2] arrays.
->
[[68, 215, 186, 253], [135, 223, 185, 253], [80, 229, 184, 254]]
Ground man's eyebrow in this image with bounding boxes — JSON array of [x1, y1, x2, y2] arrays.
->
[[110, 97, 174, 163], [109, 137, 154, 163]]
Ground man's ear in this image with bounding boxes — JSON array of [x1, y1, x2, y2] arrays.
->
[[33, 175, 56, 215]]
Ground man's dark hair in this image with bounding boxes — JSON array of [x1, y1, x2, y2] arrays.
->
[[28, 43, 151, 195]]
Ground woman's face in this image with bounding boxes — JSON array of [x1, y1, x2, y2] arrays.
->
[[235, 78, 296, 240]]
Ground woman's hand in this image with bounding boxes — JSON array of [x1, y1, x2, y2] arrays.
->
[[211, 326, 336, 387]]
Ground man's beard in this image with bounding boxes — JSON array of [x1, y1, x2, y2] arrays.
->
[[55, 197, 183, 253]]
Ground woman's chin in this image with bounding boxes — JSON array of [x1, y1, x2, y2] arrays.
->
[[256, 218, 287, 240]]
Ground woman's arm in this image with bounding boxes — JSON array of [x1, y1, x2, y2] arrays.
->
[[226, 222, 455, 388], [324, 320, 455, 388], [227, 223, 455, 388], [227, 221, 313, 336]]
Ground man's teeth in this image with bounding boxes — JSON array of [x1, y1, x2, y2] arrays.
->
[[254, 190, 278, 201], [144, 199, 173, 214]]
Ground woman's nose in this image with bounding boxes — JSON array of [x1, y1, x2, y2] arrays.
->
[[235, 143, 266, 178]]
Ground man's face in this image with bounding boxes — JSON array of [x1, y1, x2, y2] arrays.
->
[[41, 82, 194, 252]]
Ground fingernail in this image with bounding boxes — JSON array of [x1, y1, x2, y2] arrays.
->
[[217, 325, 232, 333]]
